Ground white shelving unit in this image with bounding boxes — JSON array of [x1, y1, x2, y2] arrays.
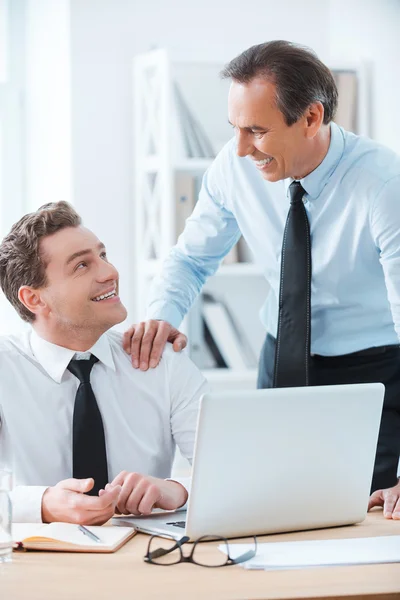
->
[[132, 49, 267, 381], [133, 50, 369, 382]]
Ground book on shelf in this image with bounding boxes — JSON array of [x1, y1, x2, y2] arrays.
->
[[173, 82, 215, 159], [222, 237, 255, 266], [175, 173, 196, 238], [332, 70, 358, 133], [202, 293, 257, 369], [222, 242, 240, 265], [12, 522, 136, 553]]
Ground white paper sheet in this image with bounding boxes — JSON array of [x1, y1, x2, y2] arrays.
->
[[219, 535, 400, 570]]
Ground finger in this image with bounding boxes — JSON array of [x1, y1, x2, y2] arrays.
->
[[72, 485, 121, 512], [368, 489, 383, 511], [57, 477, 94, 494], [122, 325, 136, 353], [149, 322, 173, 368], [79, 503, 117, 526], [139, 321, 160, 370], [130, 322, 145, 368], [111, 471, 128, 487], [116, 473, 144, 514], [392, 497, 400, 519], [137, 484, 162, 515], [171, 332, 187, 352], [123, 479, 150, 515], [383, 491, 399, 518]]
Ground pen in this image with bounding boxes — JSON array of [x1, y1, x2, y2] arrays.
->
[[78, 524, 102, 543]]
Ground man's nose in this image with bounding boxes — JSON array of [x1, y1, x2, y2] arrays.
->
[[98, 260, 118, 282], [236, 131, 253, 158]]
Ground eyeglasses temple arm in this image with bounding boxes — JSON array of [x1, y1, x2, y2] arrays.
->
[[147, 536, 190, 560]]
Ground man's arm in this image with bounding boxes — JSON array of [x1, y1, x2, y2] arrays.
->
[[11, 478, 121, 524], [371, 174, 400, 340], [167, 348, 210, 465], [105, 349, 209, 516], [125, 157, 241, 369]]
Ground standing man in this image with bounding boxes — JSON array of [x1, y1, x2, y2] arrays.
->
[[124, 41, 400, 507]]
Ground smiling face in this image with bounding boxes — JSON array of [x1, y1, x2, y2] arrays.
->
[[228, 77, 322, 182], [20, 225, 127, 346]]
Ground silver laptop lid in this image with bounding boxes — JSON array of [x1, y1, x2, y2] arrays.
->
[[185, 383, 384, 539]]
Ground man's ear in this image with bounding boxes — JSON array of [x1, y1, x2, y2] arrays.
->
[[304, 101, 324, 139], [18, 286, 49, 318]]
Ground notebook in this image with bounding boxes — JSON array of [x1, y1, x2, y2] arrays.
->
[[12, 522, 136, 553]]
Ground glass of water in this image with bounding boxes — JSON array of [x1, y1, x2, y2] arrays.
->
[[0, 469, 13, 563]]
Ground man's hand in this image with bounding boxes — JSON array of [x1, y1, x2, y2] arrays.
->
[[41, 478, 121, 525], [101, 471, 188, 516], [368, 480, 400, 519], [123, 320, 187, 370]]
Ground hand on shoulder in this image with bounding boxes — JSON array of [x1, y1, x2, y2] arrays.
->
[[122, 320, 187, 371]]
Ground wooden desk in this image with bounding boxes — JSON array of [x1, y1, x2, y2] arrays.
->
[[2, 512, 400, 600]]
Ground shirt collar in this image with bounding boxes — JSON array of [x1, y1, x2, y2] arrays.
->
[[29, 329, 116, 383], [284, 121, 345, 200]]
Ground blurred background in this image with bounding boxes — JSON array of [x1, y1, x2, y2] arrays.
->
[[0, 0, 399, 388]]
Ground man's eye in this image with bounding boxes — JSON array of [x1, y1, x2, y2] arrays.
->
[[253, 131, 266, 138], [100, 252, 108, 261], [76, 262, 87, 270]]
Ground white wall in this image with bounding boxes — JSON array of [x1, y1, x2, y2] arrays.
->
[[328, 0, 400, 153], [25, 0, 72, 211]]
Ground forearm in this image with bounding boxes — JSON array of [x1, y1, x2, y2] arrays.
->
[[146, 246, 215, 327], [146, 166, 241, 325]]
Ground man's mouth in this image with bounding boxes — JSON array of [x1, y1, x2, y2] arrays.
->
[[255, 157, 273, 167], [92, 288, 117, 302]]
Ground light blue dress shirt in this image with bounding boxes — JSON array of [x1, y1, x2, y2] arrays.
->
[[147, 122, 400, 356]]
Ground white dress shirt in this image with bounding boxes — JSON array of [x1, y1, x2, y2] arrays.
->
[[0, 329, 208, 522]]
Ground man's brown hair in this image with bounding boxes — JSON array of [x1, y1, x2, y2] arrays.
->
[[0, 201, 81, 322], [221, 40, 338, 126]]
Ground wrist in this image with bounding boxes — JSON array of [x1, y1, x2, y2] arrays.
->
[[41, 487, 54, 523], [164, 479, 188, 509]]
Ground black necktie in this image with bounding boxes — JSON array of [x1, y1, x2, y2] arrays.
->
[[68, 355, 109, 495], [273, 181, 311, 388]]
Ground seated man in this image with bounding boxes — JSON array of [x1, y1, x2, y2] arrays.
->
[[0, 202, 208, 524]]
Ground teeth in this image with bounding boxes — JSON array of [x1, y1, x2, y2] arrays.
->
[[93, 290, 116, 302], [256, 158, 273, 166]]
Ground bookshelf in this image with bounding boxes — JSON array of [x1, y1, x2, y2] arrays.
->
[[133, 49, 369, 379], [132, 49, 267, 378]]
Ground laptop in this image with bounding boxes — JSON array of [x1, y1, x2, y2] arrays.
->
[[114, 383, 384, 540]]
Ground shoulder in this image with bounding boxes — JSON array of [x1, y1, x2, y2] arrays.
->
[[161, 343, 206, 380], [0, 331, 31, 356], [341, 130, 400, 190], [0, 331, 34, 377]]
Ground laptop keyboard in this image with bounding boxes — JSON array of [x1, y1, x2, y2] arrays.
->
[[166, 521, 186, 528]]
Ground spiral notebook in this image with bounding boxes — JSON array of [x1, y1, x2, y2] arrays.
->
[[12, 522, 136, 553]]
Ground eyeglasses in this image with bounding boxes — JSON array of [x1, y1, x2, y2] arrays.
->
[[144, 534, 257, 568]]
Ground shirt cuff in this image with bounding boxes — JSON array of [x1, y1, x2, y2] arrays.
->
[[11, 486, 48, 523], [145, 303, 184, 330], [166, 476, 191, 509]]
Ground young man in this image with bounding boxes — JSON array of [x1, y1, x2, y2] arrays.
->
[[0, 202, 208, 523], [124, 40, 400, 517]]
